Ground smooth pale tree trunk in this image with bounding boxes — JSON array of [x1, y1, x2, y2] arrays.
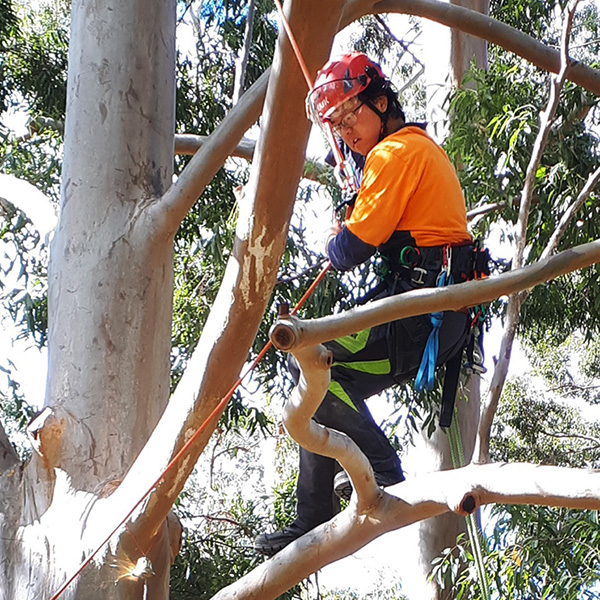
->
[[0, 0, 177, 598]]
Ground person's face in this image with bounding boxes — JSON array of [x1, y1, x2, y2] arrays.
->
[[329, 96, 387, 156]]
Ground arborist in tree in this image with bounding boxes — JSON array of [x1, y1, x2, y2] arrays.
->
[[255, 52, 488, 557]]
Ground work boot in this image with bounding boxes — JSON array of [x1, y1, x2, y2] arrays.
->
[[333, 469, 405, 501], [254, 523, 308, 557]]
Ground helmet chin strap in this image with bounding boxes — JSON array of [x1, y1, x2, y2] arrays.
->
[[362, 99, 389, 142]]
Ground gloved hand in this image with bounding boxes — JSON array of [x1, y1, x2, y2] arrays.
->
[[324, 217, 342, 256]]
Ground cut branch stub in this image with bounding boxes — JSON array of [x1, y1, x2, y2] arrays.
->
[[27, 407, 66, 471], [459, 494, 478, 515], [270, 316, 300, 351]]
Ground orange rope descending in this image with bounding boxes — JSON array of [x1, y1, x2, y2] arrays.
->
[[49, 261, 331, 600], [273, 0, 313, 90], [273, 0, 354, 185]]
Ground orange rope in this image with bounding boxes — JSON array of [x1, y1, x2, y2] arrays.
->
[[273, 0, 355, 190], [49, 261, 331, 600], [273, 0, 313, 90]]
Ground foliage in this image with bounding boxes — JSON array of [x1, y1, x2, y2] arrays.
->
[[0, 0, 66, 348], [0, 359, 34, 458], [492, 376, 600, 467], [5, 2, 69, 120], [323, 580, 408, 600], [170, 427, 305, 600], [0, 0, 19, 116], [491, 332, 600, 468], [171, 493, 273, 599], [470, 332, 600, 597], [433, 510, 600, 600], [438, 3, 600, 597], [445, 27, 600, 339]]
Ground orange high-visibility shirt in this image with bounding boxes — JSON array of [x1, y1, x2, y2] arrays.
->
[[346, 126, 472, 248]]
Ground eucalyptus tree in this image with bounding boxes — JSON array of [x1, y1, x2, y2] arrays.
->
[[0, 1, 599, 600]]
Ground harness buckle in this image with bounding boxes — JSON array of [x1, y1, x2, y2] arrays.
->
[[411, 267, 428, 285]]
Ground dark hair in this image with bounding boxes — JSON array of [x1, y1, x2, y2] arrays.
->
[[358, 68, 406, 123]]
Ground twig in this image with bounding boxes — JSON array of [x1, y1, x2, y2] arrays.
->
[[541, 164, 600, 260], [538, 428, 600, 447]]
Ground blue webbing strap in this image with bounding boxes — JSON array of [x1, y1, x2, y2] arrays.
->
[[414, 269, 452, 392]]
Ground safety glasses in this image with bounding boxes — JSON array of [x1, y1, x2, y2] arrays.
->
[[328, 99, 365, 134]]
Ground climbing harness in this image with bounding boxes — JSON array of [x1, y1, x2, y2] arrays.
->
[[438, 242, 491, 427], [404, 241, 490, 428]]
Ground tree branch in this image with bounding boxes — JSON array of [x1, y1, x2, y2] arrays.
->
[[174, 134, 256, 161], [538, 427, 600, 448], [154, 68, 270, 237], [209, 462, 600, 600], [232, 0, 256, 104], [541, 164, 600, 260], [363, 0, 600, 95], [114, 0, 346, 549], [173, 133, 332, 184], [270, 239, 600, 352], [284, 344, 382, 508]]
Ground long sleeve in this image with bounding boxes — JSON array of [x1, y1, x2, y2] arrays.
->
[[327, 227, 376, 271]]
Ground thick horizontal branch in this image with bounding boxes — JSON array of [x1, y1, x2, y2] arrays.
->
[[174, 133, 331, 183], [211, 462, 600, 600], [270, 239, 600, 351], [174, 134, 256, 161]]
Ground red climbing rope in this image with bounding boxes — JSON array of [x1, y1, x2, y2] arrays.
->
[[48, 261, 330, 600]]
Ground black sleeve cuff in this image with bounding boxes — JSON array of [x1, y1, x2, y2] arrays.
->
[[328, 227, 376, 271]]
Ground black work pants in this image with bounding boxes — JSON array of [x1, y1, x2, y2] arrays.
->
[[292, 308, 468, 531]]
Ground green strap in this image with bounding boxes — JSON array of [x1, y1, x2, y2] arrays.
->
[[332, 359, 391, 376], [448, 412, 491, 600], [327, 381, 357, 410]]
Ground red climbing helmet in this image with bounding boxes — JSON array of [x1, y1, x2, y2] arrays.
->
[[307, 52, 386, 124]]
